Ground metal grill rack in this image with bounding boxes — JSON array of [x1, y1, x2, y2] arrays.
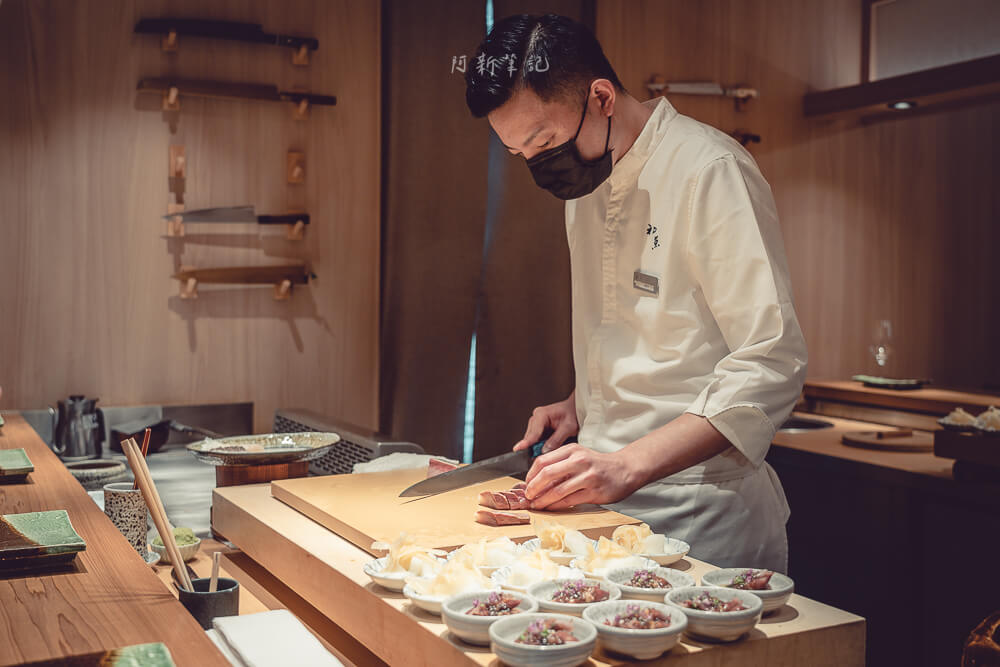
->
[[272, 408, 424, 475]]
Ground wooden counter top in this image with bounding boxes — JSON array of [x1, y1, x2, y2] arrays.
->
[[805, 379, 999, 415], [213, 483, 866, 667], [0, 413, 228, 667]]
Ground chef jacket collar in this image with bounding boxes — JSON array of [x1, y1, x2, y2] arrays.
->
[[607, 96, 678, 188]]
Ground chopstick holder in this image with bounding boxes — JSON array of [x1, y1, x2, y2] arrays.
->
[[122, 437, 193, 591]]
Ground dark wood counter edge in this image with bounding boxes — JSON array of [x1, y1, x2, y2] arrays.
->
[[0, 413, 228, 667]]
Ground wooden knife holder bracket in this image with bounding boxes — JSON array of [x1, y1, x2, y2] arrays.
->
[[292, 98, 309, 121], [166, 202, 185, 237], [273, 279, 292, 300], [292, 44, 309, 66], [161, 29, 178, 52], [287, 152, 305, 183], [162, 86, 180, 111], [286, 220, 306, 240], [180, 277, 198, 299]]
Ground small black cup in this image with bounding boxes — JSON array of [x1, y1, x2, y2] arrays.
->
[[178, 577, 239, 629]]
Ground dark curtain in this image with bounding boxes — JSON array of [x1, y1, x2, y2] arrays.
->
[[381, 1, 592, 460], [380, 0, 489, 458]]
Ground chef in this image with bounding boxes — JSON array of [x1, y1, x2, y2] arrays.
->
[[464, 14, 807, 572]]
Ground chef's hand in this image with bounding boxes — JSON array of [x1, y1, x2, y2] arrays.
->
[[523, 444, 639, 511], [512, 391, 578, 454]]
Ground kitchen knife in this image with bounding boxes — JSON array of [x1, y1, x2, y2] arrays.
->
[[161, 206, 309, 225], [137, 78, 337, 107], [398, 437, 577, 497], [135, 18, 319, 51]]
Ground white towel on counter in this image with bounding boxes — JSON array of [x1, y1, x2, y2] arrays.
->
[[211, 610, 344, 667]]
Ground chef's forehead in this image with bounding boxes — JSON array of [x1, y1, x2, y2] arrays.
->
[[487, 88, 576, 147]]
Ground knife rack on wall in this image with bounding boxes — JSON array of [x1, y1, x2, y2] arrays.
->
[[138, 78, 336, 118], [163, 206, 309, 241], [173, 265, 314, 301], [135, 18, 318, 66]]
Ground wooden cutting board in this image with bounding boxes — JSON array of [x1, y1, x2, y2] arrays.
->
[[270, 469, 640, 555]]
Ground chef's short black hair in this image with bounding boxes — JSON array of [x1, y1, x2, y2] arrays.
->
[[465, 14, 625, 118]]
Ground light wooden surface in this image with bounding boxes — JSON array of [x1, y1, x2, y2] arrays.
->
[[596, 0, 1000, 391], [271, 469, 641, 555], [215, 483, 866, 667], [0, 0, 381, 434], [0, 413, 229, 667], [773, 412, 953, 480]]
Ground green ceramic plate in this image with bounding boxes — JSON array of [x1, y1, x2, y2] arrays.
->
[[0, 448, 34, 480], [0, 509, 86, 571], [17, 642, 176, 667]]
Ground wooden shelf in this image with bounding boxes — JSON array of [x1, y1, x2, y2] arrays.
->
[[802, 54, 1000, 123]]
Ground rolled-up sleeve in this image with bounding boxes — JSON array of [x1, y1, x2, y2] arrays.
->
[[683, 153, 808, 467]]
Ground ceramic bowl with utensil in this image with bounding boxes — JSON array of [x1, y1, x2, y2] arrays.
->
[[665, 585, 762, 642], [583, 600, 687, 660], [604, 566, 696, 602], [700, 568, 794, 613], [150, 537, 201, 564], [489, 612, 597, 667], [442, 590, 540, 645]]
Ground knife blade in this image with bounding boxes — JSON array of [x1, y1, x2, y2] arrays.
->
[[399, 439, 572, 497], [161, 206, 309, 225], [137, 78, 337, 107], [134, 18, 319, 51]]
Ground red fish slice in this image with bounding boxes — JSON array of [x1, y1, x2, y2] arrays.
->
[[427, 458, 459, 478], [475, 510, 531, 526]]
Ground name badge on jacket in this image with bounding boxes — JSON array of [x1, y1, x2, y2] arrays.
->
[[633, 270, 659, 297]]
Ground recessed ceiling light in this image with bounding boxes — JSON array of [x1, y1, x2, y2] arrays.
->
[[888, 101, 917, 110]]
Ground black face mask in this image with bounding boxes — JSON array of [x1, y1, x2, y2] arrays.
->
[[526, 95, 613, 200]]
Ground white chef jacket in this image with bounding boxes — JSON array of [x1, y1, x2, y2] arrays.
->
[[565, 96, 808, 572]]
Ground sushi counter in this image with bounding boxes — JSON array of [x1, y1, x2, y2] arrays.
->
[[0, 414, 229, 667], [211, 480, 866, 666]]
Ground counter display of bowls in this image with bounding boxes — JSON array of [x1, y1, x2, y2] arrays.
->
[[527, 578, 622, 617], [603, 565, 697, 602], [582, 600, 688, 660], [665, 585, 763, 642], [442, 589, 540, 646], [700, 568, 795, 613], [489, 612, 597, 667]]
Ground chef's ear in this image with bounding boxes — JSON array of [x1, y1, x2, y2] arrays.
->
[[589, 78, 617, 117]]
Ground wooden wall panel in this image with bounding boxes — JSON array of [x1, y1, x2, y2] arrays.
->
[[0, 0, 380, 432], [596, 0, 999, 391]]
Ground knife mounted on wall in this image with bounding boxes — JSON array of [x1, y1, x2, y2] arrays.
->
[[172, 264, 313, 300], [138, 77, 336, 109], [134, 18, 318, 53], [161, 206, 309, 226]]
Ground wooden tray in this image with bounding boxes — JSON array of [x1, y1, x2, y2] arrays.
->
[[841, 430, 934, 452], [934, 429, 1000, 468], [271, 469, 640, 555]]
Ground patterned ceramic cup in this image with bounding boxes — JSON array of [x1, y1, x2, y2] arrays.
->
[[103, 482, 149, 557]]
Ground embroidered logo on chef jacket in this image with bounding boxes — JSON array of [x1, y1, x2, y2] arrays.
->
[[633, 269, 659, 297]]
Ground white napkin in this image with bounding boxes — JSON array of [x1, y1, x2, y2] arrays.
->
[[212, 610, 344, 667]]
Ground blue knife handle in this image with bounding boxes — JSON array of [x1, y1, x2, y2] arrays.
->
[[529, 436, 577, 458]]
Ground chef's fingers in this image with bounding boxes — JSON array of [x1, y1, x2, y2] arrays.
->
[[541, 422, 576, 454], [541, 488, 592, 511], [528, 473, 589, 510], [524, 452, 580, 498], [513, 410, 553, 451], [524, 444, 577, 486]]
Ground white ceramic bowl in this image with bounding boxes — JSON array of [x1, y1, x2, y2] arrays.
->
[[489, 612, 597, 667], [666, 586, 762, 642], [521, 537, 596, 566], [604, 566, 696, 602], [402, 582, 449, 615], [572, 555, 660, 579], [640, 537, 691, 566], [362, 557, 410, 592], [528, 578, 621, 617], [582, 600, 687, 660], [700, 568, 795, 614], [150, 537, 201, 564], [441, 589, 540, 646]]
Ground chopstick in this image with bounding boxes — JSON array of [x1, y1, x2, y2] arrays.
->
[[209, 551, 220, 592], [121, 437, 193, 591], [132, 427, 152, 490]]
